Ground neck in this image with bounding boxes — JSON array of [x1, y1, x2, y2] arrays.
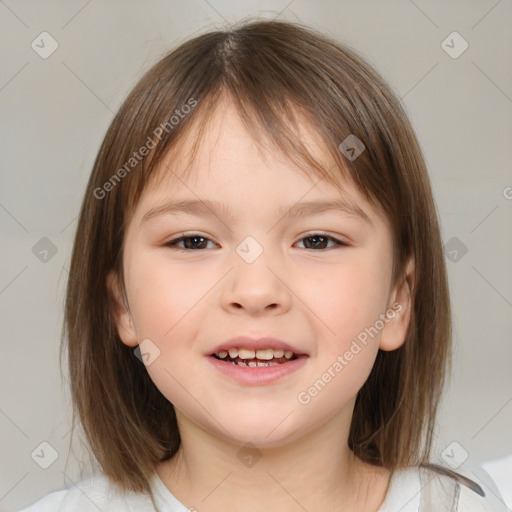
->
[[156, 403, 390, 512]]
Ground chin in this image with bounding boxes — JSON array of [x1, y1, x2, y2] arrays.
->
[[213, 415, 304, 448]]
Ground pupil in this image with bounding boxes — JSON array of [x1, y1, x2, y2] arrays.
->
[[184, 236, 206, 249], [305, 235, 327, 249]]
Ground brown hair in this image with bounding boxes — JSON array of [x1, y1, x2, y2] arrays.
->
[[63, 19, 451, 493]]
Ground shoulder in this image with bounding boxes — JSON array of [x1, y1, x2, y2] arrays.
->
[[17, 473, 155, 512], [417, 464, 510, 512], [380, 464, 510, 512]]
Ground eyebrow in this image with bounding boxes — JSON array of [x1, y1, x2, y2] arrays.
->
[[140, 197, 373, 227]]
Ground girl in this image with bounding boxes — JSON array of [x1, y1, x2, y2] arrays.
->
[[19, 19, 508, 512]]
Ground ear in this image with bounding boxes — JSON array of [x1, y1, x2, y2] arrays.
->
[[379, 255, 415, 351], [106, 270, 138, 347]]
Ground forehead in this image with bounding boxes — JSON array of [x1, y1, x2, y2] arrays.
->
[[150, 95, 327, 184], [131, 95, 386, 231]]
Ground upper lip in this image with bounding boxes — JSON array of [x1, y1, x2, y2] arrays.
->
[[209, 336, 307, 356]]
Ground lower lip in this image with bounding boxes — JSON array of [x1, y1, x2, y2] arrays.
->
[[206, 355, 308, 385]]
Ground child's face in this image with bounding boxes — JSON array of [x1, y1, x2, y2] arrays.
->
[[111, 96, 412, 447]]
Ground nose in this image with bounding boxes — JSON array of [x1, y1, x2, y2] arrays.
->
[[221, 247, 292, 316]]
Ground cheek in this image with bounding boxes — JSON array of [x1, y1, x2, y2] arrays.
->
[[127, 250, 212, 338], [125, 250, 216, 389], [306, 252, 391, 352]]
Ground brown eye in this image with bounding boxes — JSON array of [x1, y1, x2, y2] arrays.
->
[[164, 235, 216, 251], [295, 234, 347, 250]]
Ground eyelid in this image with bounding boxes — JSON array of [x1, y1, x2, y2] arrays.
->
[[298, 231, 350, 245], [294, 232, 349, 249], [163, 232, 219, 249]]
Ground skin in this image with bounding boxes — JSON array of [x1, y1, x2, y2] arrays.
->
[[109, 94, 415, 512]]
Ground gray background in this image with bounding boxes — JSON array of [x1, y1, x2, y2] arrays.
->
[[1, 1, 511, 510]]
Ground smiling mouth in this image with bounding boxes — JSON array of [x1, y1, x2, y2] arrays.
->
[[210, 348, 299, 367]]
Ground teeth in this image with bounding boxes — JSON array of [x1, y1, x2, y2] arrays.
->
[[229, 360, 288, 367], [236, 360, 284, 367], [217, 347, 296, 359], [255, 348, 274, 360], [217, 348, 294, 362], [238, 348, 256, 359]]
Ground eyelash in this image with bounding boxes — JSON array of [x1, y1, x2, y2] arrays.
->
[[163, 233, 348, 252]]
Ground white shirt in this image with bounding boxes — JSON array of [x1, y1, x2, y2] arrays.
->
[[18, 465, 510, 511]]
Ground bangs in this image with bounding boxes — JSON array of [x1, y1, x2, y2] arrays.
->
[[139, 88, 362, 203]]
